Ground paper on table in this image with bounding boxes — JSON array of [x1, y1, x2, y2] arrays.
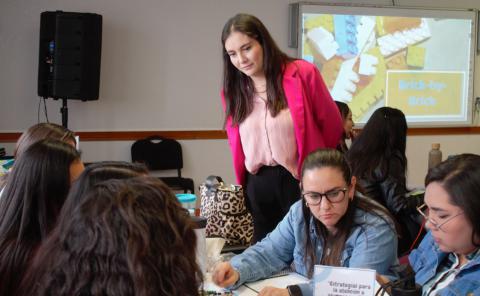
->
[[244, 273, 309, 293], [206, 237, 226, 271], [243, 272, 385, 295], [203, 272, 248, 295]]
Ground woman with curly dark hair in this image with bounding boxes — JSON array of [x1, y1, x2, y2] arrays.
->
[[21, 177, 202, 296], [57, 160, 148, 223]]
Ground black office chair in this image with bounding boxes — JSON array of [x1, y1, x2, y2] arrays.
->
[[131, 136, 194, 193]]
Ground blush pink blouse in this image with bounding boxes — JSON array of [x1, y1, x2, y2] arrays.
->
[[239, 94, 299, 179], [222, 59, 343, 186]]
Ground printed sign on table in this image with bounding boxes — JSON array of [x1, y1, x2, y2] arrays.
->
[[314, 265, 376, 296]]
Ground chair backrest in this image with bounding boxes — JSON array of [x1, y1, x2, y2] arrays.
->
[[131, 136, 183, 172], [131, 136, 194, 193]]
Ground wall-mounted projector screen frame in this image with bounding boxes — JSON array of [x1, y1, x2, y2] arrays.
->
[[297, 3, 477, 127]]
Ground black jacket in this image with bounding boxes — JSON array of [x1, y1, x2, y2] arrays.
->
[[357, 154, 424, 255]]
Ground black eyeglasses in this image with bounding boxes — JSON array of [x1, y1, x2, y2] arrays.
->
[[302, 187, 348, 206]]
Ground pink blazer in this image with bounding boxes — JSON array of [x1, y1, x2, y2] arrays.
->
[[222, 59, 343, 186]]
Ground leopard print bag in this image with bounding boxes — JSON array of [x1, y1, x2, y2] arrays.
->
[[199, 176, 253, 246]]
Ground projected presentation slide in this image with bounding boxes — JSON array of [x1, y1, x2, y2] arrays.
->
[[299, 7, 475, 126]]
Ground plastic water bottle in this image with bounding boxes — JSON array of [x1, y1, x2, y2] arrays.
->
[[176, 193, 197, 215], [428, 143, 442, 170]]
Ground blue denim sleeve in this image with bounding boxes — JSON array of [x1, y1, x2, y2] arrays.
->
[[408, 231, 433, 270], [228, 202, 302, 288], [348, 215, 398, 277], [408, 232, 438, 285]]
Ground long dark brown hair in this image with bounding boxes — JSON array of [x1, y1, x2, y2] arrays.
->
[[347, 107, 407, 180], [0, 139, 81, 296], [221, 13, 294, 126], [20, 177, 202, 296], [334, 101, 351, 153], [301, 149, 395, 277], [0, 123, 76, 187], [14, 122, 76, 158]]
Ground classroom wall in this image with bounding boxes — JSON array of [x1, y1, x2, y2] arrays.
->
[[1, 0, 480, 190]]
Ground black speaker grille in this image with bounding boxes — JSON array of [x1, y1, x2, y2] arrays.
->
[[37, 11, 102, 101]]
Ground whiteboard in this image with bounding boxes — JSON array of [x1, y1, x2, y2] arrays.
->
[[297, 4, 477, 127]]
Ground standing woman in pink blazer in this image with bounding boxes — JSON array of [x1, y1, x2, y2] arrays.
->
[[221, 13, 343, 242]]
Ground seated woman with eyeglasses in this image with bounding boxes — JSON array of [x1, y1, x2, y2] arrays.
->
[[213, 149, 399, 296], [408, 154, 480, 296]]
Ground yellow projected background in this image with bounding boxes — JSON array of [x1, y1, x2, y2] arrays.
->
[[386, 71, 464, 116]]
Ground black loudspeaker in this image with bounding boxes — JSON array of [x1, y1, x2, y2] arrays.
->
[[38, 11, 102, 101]]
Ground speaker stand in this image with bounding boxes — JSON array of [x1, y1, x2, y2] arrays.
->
[[61, 98, 69, 128]]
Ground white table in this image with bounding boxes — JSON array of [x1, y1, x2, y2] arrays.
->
[[204, 272, 386, 295], [203, 272, 309, 295]]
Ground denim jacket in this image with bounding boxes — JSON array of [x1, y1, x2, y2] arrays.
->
[[230, 199, 398, 295], [409, 232, 480, 296]]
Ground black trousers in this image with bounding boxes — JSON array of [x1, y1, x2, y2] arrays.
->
[[245, 165, 300, 243]]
